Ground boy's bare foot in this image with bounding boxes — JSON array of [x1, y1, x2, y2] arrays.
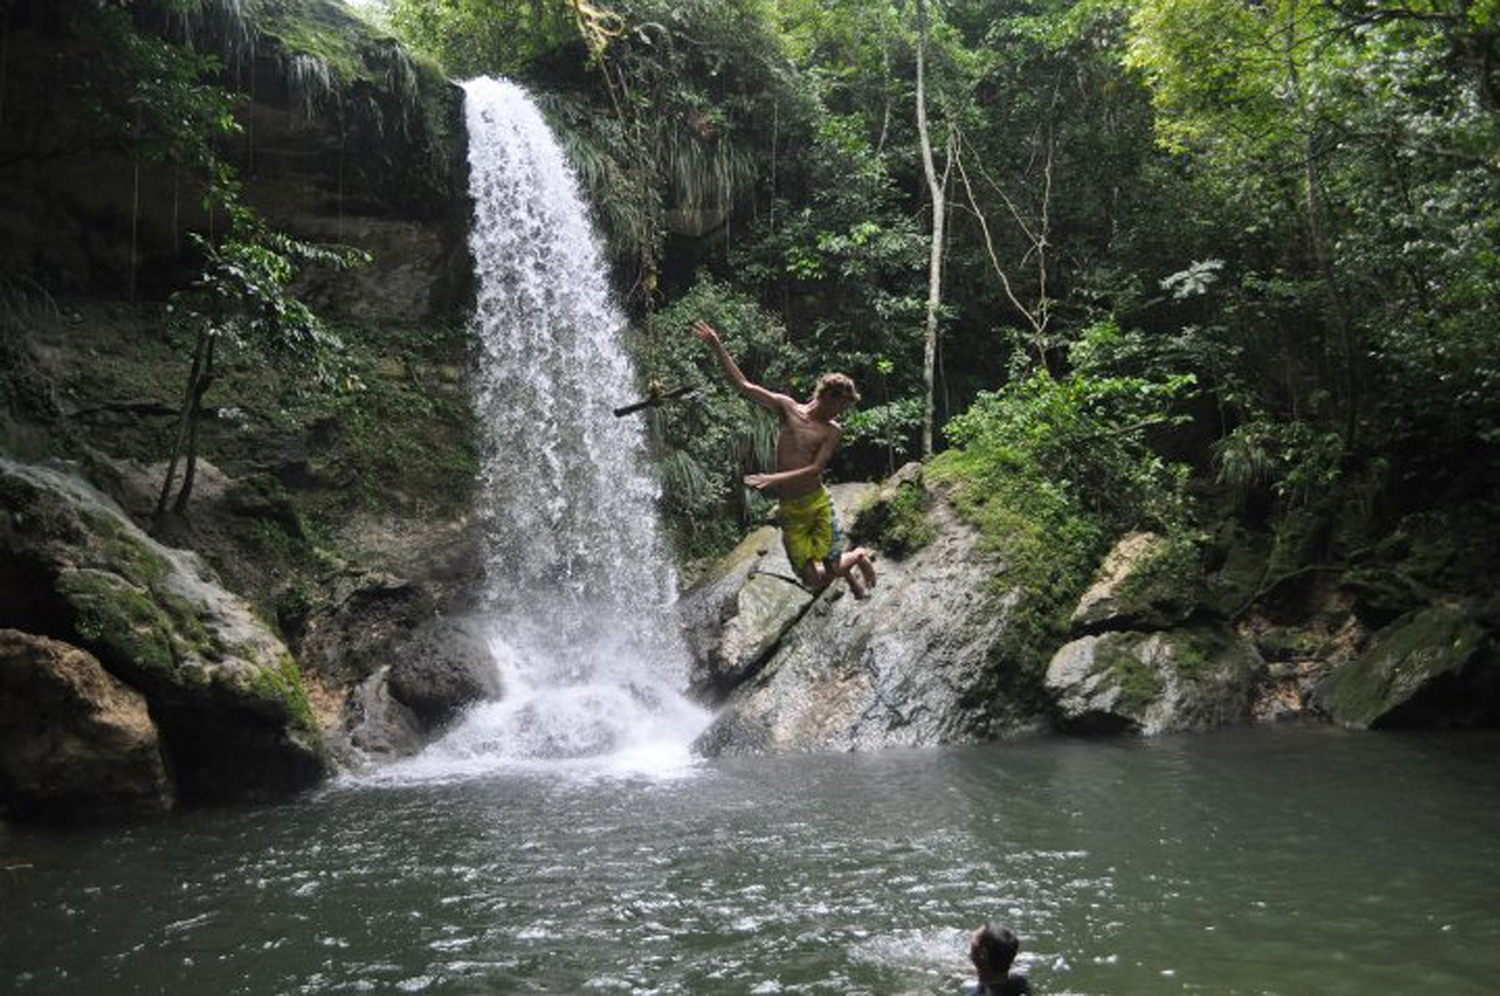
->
[[853, 548, 877, 590]]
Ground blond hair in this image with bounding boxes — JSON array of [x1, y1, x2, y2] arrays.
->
[[814, 372, 860, 405]]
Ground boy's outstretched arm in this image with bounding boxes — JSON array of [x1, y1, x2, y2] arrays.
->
[[692, 319, 791, 416]]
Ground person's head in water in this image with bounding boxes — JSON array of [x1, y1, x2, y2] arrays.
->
[[970, 923, 1020, 983], [812, 372, 860, 414]]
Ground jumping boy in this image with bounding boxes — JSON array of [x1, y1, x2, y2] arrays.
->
[[692, 319, 878, 598]]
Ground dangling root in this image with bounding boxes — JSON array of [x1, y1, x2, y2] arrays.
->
[[568, 0, 626, 59]]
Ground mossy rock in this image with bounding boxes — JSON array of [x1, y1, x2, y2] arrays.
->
[[1, 460, 327, 800], [850, 463, 933, 558], [1337, 566, 1426, 626], [54, 567, 181, 681], [1071, 532, 1202, 635], [242, 653, 319, 734], [225, 474, 306, 540], [1317, 603, 1497, 729], [1201, 524, 1270, 617], [1253, 626, 1327, 662], [1, 471, 87, 547], [679, 525, 814, 703], [1046, 626, 1263, 735]]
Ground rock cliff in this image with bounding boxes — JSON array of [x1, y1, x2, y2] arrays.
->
[[682, 472, 1500, 754], [685, 474, 1050, 756], [0, 459, 326, 815], [0, 0, 492, 813]]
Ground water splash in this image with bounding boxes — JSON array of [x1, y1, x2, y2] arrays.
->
[[376, 77, 709, 782]]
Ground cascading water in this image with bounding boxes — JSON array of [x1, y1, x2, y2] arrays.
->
[[380, 77, 709, 780]]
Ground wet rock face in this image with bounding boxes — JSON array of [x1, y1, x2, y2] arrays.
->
[[292, 573, 440, 690], [345, 666, 427, 759], [0, 630, 172, 821], [387, 615, 500, 726], [1044, 531, 1266, 736], [0, 459, 326, 807], [0, 0, 471, 320], [678, 525, 813, 704], [1317, 603, 1499, 729], [694, 486, 1046, 757], [1045, 628, 1263, 735], [290, 562, 490, 762]]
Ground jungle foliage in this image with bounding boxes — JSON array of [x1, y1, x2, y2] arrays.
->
[[35, 0, 1499, 572], [379, 0, 1499, 563], [22, 1, 377, 518]]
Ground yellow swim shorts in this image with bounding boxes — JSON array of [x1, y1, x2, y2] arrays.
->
[[776, 487, 843, 577]]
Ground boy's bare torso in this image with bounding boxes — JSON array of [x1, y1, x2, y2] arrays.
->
[[773, 404, 840, 500]]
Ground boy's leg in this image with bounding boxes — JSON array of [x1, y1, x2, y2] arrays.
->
[[835, 547, 877, 591], [845, 568, 868, 599], [799, 559, 832, 590], [827, 551, 870, 599]]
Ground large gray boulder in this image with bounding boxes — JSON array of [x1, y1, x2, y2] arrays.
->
[[678, 525, 814, 703], [1070, 531, 1197, 633], [0, 629, 172, 821], [1045, 627, 1264, 734], [387, 615, 501, 726], [695, 488, 1045, 756], [1316, 603, 1498, 728], [0, 459, 325, 803]]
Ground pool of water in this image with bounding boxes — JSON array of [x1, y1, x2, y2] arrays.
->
[[3, 725, 1498, 994]]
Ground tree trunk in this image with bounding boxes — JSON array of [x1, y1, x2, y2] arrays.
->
[[915, 0, 945, 458], [173, 335, 216, 514], [1284, 8, 1357, 449], [155, 329, 208, 521]]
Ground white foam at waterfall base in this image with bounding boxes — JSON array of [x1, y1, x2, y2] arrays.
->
[[370, 621, 710, 784], [364, 77, 710, 784]]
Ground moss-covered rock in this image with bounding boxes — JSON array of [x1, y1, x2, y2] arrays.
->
[[678, 525, 815, 704], [1045, 626, 1264, 735], [695, 484, 1049, 757], [1070, 532, 1202, 635], [0, 459, 326, 804], [1337, 566, 1427, 627], [849, 462, 933, 558], [1316, 603, 1498, 729]]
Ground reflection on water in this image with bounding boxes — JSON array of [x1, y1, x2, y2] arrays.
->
[[3, 726, 1500, 994]]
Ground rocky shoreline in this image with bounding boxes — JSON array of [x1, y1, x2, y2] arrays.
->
[[682, 464, 1500, 756], [4, 450, 1498, 823]]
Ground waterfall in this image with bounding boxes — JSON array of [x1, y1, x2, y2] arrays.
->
[[384, 77, 708, 779]]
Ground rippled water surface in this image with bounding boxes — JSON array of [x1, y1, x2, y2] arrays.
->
[[4, 726, 1499, 994]]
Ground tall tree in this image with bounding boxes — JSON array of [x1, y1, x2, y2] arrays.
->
[[914, 0, 950, 457]]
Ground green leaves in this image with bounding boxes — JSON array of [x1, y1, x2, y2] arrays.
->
[[943, 319, 1197, 537], [77, 4, 238, 173], [174, 220, 368, 390]]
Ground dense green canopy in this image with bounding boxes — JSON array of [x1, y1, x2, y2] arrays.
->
[[376, 0, 1498, 563], [22, 0, 1497, 621]]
